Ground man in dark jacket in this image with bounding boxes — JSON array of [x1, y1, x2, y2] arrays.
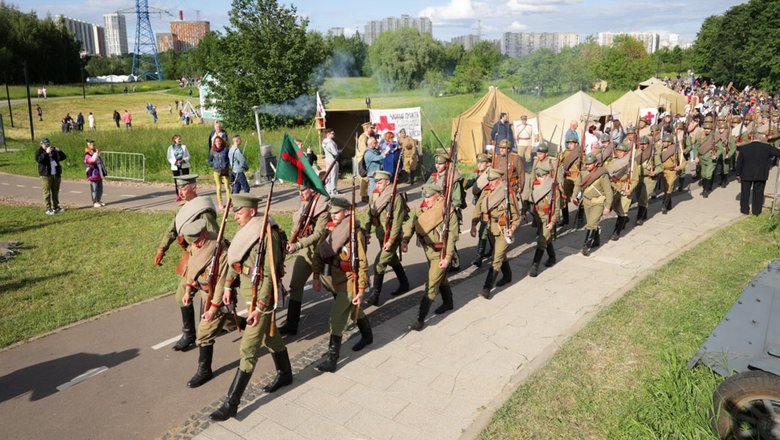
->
[[736, 138, 780, 215], [35, 138, 67, 215], [490, 112, 516, 152], [207, 120, 229, 150]]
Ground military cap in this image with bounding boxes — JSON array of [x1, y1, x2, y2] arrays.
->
[[520, 114, 528, 120], [498, 139, 510, 148], [537, 141, 550, 153], [181, 219, 207, 242], [487, 167, 504, 181], [703, 122, 714, 129], [328, 196, 351, 213], [732, 115, 742, 122], [535, 165, 551, 176], [639, 135, 650, 144], [717, 116, 727, 122], [374, 170, 391, 181], [704, 114, 714, 122], [625, 126, 636, 134], [361, 121, 374, 129], [674, 121, 685, 129], [565, 134, 578, 143], [600, 133, 611, 142], [175, 174, 199, 186], [399, 128, 406, 134], [662, 134, 674, 142], [650, 124, 660, 132], [39, 138, 51, 144], [584, 153, 598, 165], [744, 114, 754, 121], [476, 153, 490, 163], [616, 141, 630, 152], [421, 183, 444, 198], [232, 193, 262, 211], [640, 116, 650, 124], [434, 154, 450, 164]]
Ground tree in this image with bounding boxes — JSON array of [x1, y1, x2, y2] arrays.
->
[[325, 34, 368, 77], [520, 49, 557, 95], [601, 35, 651, 90], [207, 0, 327, 130], [367, 27, 444, 90]]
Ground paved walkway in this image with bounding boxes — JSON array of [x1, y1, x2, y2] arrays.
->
[[190, 173, 757, 440]]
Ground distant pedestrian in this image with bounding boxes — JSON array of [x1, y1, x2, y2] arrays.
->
[[113, 110, 121, 128], [76, 112, 85, 131], [84, 139, 107, 207], [208, 136, 231, 210], [152, 106, 158, 124], [168, 104, 172, 114], [123, 86, 128, 94], [88, 112, 96, 131], [175, 100, 179, 111], [228, 135, 250, 194], [36, 104, 43, 121], [123, 110, 132, 130], [35, 138, 66, 215], [167, 134, 191, 201], [188, 88, 192, 97], [42, 87, 47, 99]]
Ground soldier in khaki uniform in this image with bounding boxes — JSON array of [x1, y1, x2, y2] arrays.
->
[[402, 183, 459, 330], [515, 115, 535, 201], [592, 133, 614, 165], [398, 129, 420, 184], [464, 153, 492, 268], [559, 133, 582, 227], [494, 139, 524, 203], [279, 185, 330, 335], [364, 171, 410, 306], [471, 168, 520, 299], [658, 133, 687, 214], [356, 122, 374, 202], [574, 153, 613, 256], [527, 141, 561, 277], [179, 219, 231, 388], [311, 196, 373, 372], [634, 136, 661, 225], [426, 154, 464, 271], [605, 141, 638, 240], [154, 174, 219, 352], [713, 116, 735, 188], [210, 194, 290, 422], [692, 121, 717, 198]]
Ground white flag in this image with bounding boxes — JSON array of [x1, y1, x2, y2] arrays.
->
[[316, 91, 326, 118]]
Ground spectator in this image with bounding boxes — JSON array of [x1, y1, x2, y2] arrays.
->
[[565, 120, 580, 144], [35, 138, 66, 215], [208, 136, 231, 210], [490, 112, 515, 152], [207, 120, 228, 151], [295, 139, 317, 168], [363, 136, 384, 196], [228, 135, 250, 194], [88, 112, 96, 131], [36, 104, 43, 121], [152, 106, 158, 124], [168, 103, 172, 114], [64, 113, 73, 133], [380, 131, 403, 182], [736, 137, 780, 216], [84, 139, 107, 207], [321, 128, 340, 195], [113, 110, 121, 128], [175, 100, 179, 111], [42, 87, 47, 99], [123, 86, 128, 94], [167, 134, 191, 201], [123, 110, 132, 130], [76, 112, 85, 131]]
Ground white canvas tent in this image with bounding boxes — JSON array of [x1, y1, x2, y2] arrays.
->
[[537, 91, 611, 142], [640, 82, 689, 115], [638, 77, 664, 89], [610, 90, 657, 123]]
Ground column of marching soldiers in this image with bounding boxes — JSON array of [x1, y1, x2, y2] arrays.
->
[[152, 107, 780, 423]]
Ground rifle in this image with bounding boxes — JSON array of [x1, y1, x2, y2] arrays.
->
[[504, 128, 514, 245], [547, 138, 563, 232], [351, 157, 361, 322], [574, 103, 592, 214], [249, 167, 276, 335], [205, 198, 240, 331], [289, 160, 336, 245], [725, 114, 732, 158], [383, 150, 403, 261], [439, 118, 460, 260], [625, 117, 638, 196]]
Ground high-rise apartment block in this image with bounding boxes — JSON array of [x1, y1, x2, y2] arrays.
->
[[56, 15, 106, 56], [451, 34, 481, 51], [363, 15, 432, 44], [169, 20, 210, 52], [598, 32, 660, 54], [501, 32, 580, 58], [103, 13, 129, 56]]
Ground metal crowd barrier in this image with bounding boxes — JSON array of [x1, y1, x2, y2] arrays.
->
[[101, 151, 145, 182]]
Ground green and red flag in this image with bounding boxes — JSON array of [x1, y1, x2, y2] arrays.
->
[[276, 133, 329, 197]]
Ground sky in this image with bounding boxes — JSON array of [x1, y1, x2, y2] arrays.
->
[[18, 0, 746, 45]]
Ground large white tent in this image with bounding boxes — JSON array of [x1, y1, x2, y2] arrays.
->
[[537, 91, 611, 142]]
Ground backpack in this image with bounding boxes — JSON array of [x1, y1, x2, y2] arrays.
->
[[358, 156, 368, 178]]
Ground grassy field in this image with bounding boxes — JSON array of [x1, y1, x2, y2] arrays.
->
[[0, 203, 292, 348], [481, 214, 780, 439], [1, 79, 184, 100]]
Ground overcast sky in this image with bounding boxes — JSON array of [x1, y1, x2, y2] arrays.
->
[[20, 0, 745, 44]]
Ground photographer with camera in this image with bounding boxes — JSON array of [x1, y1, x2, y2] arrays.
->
[[35, 138, 67, 215], [84, 139, 108, 207]]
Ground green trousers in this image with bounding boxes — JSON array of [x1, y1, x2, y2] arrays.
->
[[195, 290, 228, 347], [239, 311, 286, 373], [329, 289, 365, 337], [40, 175, 61, 210]]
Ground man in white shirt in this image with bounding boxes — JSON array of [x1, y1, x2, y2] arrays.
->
[[322, 129, 340, 195]]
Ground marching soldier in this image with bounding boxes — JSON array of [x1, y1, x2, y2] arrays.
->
[[634, 136, 661, 225], [515, 115, 535, 201], [559, 133, 583, 227], [692, 120, 717, 198], [402, 183, 458, 330], [713, 116, 735, 188], [210, 194, 291, 422], [605, 141, 638, 240], [154, 174, 218, 352], [471, 168, 520, 299], [527, 141, 561, 277], [398, 129, 420, 184], [364, 171, 410, 306], [592, 133, 613, 165], [494, 139, 524, 202], [279, 185, 330, 335], [674, 121, 692, 192], [464, 153, 493, 268], [311, 196, 373, 372], [574, 153, 613, 256], [638, 116, 651, 139], [658, 133, 687, 214], [427, 154, 464, 271]]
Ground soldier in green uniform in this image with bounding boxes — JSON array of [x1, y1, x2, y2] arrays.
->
[[427, 154, 464, 271], [364, 170, 410, 306], [279, 185, 330, 335], [574, 153, 613, 256], [464, 153, 492, 268], [559, 133, 582, 227], [658, 134, 687, 214], [605, 141, 638, 240], [311, 196, 373, 372], [179, 219, 231, 388], [402, 183, 459, 330], [693, 121, 717, 198], [494, 139, 524, 210], [210, 194, 291, 422], [472, 168, 520, 298], [154, 174, 219, 352], [398, 129, 420, 184], [634, 136, 661, 225], [527, 141, 561, 277], [593, 133, 613, 165], [713, 116, 735, 188]]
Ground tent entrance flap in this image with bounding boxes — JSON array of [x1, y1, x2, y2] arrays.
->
[[322, 109, 370, 163]]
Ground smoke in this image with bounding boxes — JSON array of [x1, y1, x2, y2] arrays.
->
[[256, 94, 316, 119], [329, 50, 357, 78]]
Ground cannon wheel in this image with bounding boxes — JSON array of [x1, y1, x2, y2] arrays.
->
[[712, 370, 780, 439]]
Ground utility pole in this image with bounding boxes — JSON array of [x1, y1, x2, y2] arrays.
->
[[4, 74, 13, 127], [23, 61, 34, 142]]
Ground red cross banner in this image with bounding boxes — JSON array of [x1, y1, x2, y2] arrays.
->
[[369, 107, 422, 141], [639, 107, 659, 124], [276, 133, 329, 197]]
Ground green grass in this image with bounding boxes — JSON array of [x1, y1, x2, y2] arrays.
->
[[1, 80, 183, 100], [481, 214, 780, 439], [0, 203, 292, 348]]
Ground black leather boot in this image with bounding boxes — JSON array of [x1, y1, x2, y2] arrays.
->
[[263, 349, 293, 392], [575, 206, 585, 229], [480, 268, 497, 299], [390, 262, 410, 296], [677, 176, 685, 192], [209, 369, 252, 421], [526, 201, 539, 227], [528, 248, 544, 277], [316, 335, 342, 373], [496, 261, 512, 286], [702, 178, 710, 198], [592, 228, 601, 247], [636, 206, 646, 226], [279, 300, 301, 336], [351, 317, 373, 352], [434, 284, 454, 314], [582, 230, 595, 256], [363, 273, 385, 306], [409, 296, 432, 330], [544, 242, 556, 267], [187, 345, 214, 388], [472, 237, 487, 268], [720, 173, 727, 188], [558, 206, 569, 227], [610, 217, 623, 240], [173, 305, 196, 351]]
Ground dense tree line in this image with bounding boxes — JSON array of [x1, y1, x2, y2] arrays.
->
[[0, 3, 81, 84], [692, 0, 779, 91]]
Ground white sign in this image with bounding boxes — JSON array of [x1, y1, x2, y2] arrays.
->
[[640, 107, 659, 124], [370, 107, 422, 141]]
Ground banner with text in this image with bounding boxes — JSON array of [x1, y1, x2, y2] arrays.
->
[[370, 107, 422, 141]]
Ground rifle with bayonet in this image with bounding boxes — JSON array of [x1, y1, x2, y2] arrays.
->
[[205, 198, 240, 331], [351, 157, 361, 322], [573, 103, 592, 216], [289, 160, 336, 245], [249, 169, 276, 335], [383, 151, 404, 261]]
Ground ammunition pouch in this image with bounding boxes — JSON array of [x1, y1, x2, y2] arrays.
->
[[432, 242, 445, 252]]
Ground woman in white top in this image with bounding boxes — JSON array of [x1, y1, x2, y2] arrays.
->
[[167, 134, 191, 201]]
